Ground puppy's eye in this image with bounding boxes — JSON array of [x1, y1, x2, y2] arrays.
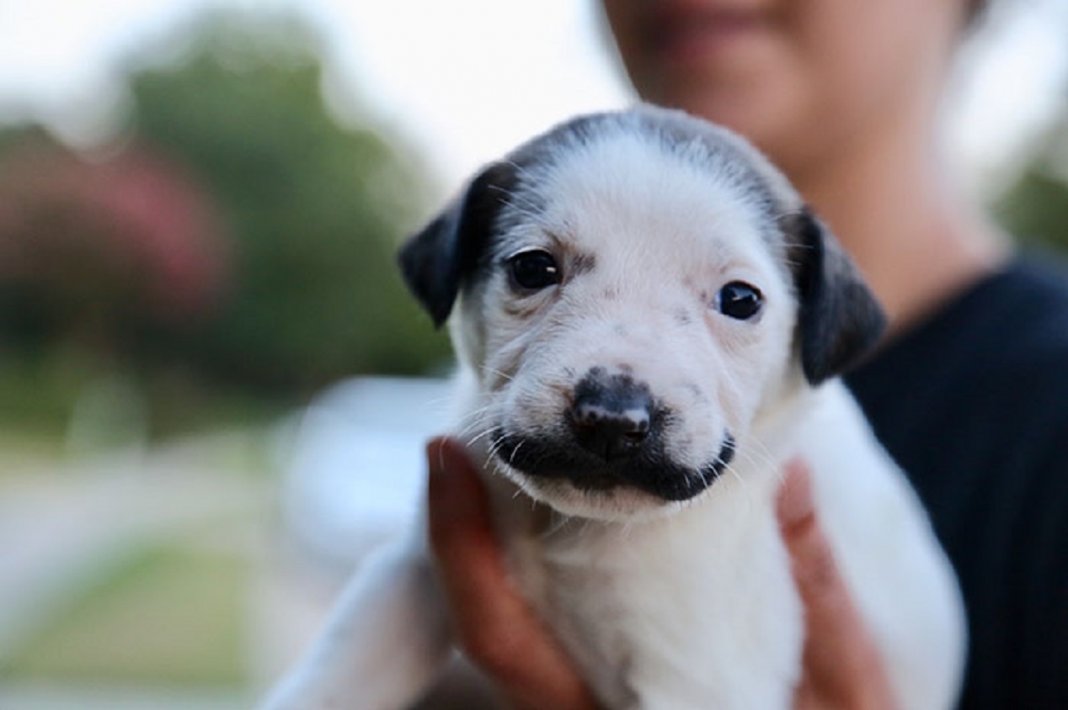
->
[[716, 281, 763, 320], [508, 249, 561, 291]]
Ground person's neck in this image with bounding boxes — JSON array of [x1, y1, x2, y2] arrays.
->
[[789, 117, 1009, 336]]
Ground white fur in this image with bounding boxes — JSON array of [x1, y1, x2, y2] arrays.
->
[[264, 108, 965, 710]]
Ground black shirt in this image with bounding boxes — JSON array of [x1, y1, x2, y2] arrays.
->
[[846, 258, 1068, 709]]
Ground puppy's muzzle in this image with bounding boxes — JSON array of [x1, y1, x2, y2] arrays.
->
[[569, 368, 657, 461], [495, 366, 735, 502]]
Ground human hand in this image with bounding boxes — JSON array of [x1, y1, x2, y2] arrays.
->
[[426, 437, 896, 710], [427, 436, 600, 710], [776, 460, 898, 710]]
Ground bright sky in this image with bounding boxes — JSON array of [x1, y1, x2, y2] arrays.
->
[[0, 0, 1066, 196]]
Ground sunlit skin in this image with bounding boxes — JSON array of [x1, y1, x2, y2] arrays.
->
[[427, 1, 1006, 707]]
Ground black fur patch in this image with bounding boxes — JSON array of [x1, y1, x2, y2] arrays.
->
[[494, 426, 736, 503], [781, 209, 887, 384], [397, 162, 518, 327]]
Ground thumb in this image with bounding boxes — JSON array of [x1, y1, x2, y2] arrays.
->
[[777, 461, 897, 710]]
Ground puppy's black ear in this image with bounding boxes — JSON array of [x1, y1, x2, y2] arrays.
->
[[398, 162, 516, 327], [782, 209, 887, 385]]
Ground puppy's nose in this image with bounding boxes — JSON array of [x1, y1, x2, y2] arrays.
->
[[570, 369, 655, 461]]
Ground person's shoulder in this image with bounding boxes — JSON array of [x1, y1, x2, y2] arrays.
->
[[981, 256, 1068, 365], [847, 254, 1068, 464], [855, 254, 1068, 388], [915, 257, 1068, 710], [963, 257, 1068, 403], [956, 256, 1068, 425]]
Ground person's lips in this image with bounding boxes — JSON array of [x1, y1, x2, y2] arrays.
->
[[645, 4, 774, 66]]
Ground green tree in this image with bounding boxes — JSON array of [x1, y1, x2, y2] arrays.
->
[[125, 12, 450, 390], [995, 110, 1068, 254]]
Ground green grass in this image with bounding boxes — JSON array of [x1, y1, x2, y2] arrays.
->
[[0, 355, 85, 441], [0, 430, 66, 473], [0, 350, 289, 445], [4, 543, 248, 687]]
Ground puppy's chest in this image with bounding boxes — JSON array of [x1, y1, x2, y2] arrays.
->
[[503, 501, 804, 708]]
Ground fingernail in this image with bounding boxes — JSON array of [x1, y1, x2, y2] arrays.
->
[[777, 460, 814, 530]]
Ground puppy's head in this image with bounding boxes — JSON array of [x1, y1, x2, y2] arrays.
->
[[400, 107, 884, 520]]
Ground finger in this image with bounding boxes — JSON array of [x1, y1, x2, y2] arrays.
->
[[776, 461, 897, 709], [427, 437, 599, 710]]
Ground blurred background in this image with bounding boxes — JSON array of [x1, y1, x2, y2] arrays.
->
[[0, 1, 1065, 707]]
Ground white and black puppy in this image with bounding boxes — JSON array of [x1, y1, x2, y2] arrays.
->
[[265, 106, 965, 710]]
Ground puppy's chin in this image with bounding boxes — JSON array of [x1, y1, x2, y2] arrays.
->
[[496, 467, 690, 523]]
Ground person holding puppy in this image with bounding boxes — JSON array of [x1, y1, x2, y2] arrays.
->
[[428, 1, 1068, 708]]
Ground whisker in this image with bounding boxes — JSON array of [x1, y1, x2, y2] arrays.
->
[[481, 364, 515, 383], [508, 439, 525, 466], [464, 426, 499, 448], [453, 411, 494, 440]]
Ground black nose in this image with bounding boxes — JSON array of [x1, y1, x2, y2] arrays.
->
[[569, 368, 656, 461]]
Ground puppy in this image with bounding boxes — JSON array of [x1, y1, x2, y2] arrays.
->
[[265, 106, 965, 709]]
